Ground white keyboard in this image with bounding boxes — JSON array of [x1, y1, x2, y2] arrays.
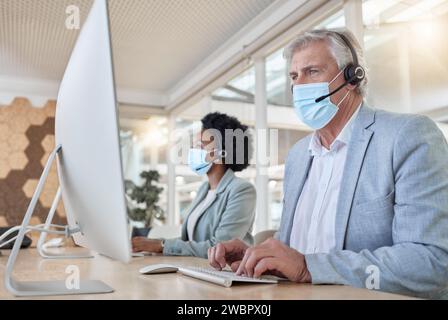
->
[[178, 266, 279, 288]]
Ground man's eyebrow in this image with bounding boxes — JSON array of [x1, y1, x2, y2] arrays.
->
[[289, 65, 324, 76]]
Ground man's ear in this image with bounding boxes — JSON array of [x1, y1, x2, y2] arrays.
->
[[346, 83, 358, 91]]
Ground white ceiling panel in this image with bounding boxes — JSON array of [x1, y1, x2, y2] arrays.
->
[[0, 0, 275, 98]]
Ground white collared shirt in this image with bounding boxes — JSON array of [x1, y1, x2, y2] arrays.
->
[[289, 106, 361, 254]]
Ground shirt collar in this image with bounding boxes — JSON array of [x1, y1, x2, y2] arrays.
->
[[308, 103, 361, 156]]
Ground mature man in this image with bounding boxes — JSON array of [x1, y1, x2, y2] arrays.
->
[[208, 29, 448, 299]]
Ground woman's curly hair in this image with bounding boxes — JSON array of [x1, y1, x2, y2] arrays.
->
[[201, 112, 253, 172]]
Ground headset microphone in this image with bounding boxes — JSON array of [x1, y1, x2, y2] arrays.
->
[[315, 79, 349, 103]]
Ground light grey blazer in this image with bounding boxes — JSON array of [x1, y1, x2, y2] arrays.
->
[[163, 169, 256, 258], [277, 103, 448, 299]]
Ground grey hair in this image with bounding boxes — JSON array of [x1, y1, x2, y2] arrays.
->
[[283, 28, 368, 97]]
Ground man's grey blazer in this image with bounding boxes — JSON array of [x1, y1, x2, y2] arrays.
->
[[163, 169, 256, 258], [277, 103, 448, 299]]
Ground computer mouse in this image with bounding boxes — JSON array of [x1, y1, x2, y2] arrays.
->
[[139, 264, 179, 275]]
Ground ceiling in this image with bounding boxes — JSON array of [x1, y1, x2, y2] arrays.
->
[[0, 0, 276, 106]]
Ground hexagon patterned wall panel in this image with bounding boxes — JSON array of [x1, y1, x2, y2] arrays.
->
[[0, 98, 66, 229]]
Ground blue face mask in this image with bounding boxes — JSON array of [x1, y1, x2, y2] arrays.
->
[[188, 148, 213, 176], [293, 70, 349, 130]]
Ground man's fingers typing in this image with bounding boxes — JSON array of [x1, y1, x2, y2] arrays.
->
[[243, 248, 274, 278], [253, 258, 278, 279]]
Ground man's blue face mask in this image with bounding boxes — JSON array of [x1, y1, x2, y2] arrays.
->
[[292, 69, 349, 130]]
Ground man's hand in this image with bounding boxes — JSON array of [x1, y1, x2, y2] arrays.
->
[[236, 238, 311, 283], [132, 237, 163, 253], [208, 239, 249, 271]]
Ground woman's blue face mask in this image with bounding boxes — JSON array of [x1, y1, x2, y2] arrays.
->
[[188, 148, 214, 176], [292, 69, 349, 130]]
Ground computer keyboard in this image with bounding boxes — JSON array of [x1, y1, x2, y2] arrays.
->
[[178, 266, 279, 288]]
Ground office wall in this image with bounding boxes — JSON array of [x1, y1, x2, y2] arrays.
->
[[0, 97, 66, 231]]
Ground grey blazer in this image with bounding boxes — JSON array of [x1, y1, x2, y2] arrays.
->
[[163, 169, 256, 258], [277, 103, 448, 299]]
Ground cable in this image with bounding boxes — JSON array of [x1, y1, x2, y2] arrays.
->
[[0, 224, 65, 243], [27, 226, 67, 235], [0, 226, 22, 243], [0, 229, 33, 249], [0, 223, 68, 249]]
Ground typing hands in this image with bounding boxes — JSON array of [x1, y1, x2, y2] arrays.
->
[[208, 238, 311, 283]]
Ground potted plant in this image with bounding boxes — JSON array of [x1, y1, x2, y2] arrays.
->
[[124, 170, 165, 238]]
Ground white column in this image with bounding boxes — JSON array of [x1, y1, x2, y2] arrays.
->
[[149, 146, 159, 169], [344, 0, 364, 46], [166, 113, 177, 226], [398, 29, 412, 113], [254, 57, 270, 233]]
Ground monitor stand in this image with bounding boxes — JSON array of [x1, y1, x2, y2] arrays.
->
[[4, 145, 114, 297], [37, 187, 93, 260]]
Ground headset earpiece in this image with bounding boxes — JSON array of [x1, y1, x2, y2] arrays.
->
[[344, 63, 365, 85], [343, 64, 363, 85], [336, 32, 365, 87]]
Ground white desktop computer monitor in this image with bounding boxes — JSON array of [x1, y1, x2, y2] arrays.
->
[[4, 0, 274, 297], [4, 0, 130, 297], [55, 0, 130, 263]]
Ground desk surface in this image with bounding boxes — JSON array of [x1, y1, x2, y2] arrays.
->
[[0, 248, 416, 300]]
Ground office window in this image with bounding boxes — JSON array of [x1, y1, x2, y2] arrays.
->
[[266, 48, 290, 107], [194, 66, 258, 126], [363, 0, 448, 115], [119, 115, 169, 223], [213, 67, 255, 104]]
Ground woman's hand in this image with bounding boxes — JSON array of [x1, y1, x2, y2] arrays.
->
[[132, 237, 163, 253]]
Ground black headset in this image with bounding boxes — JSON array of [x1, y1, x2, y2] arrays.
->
[[291, 31, 366, 103]]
